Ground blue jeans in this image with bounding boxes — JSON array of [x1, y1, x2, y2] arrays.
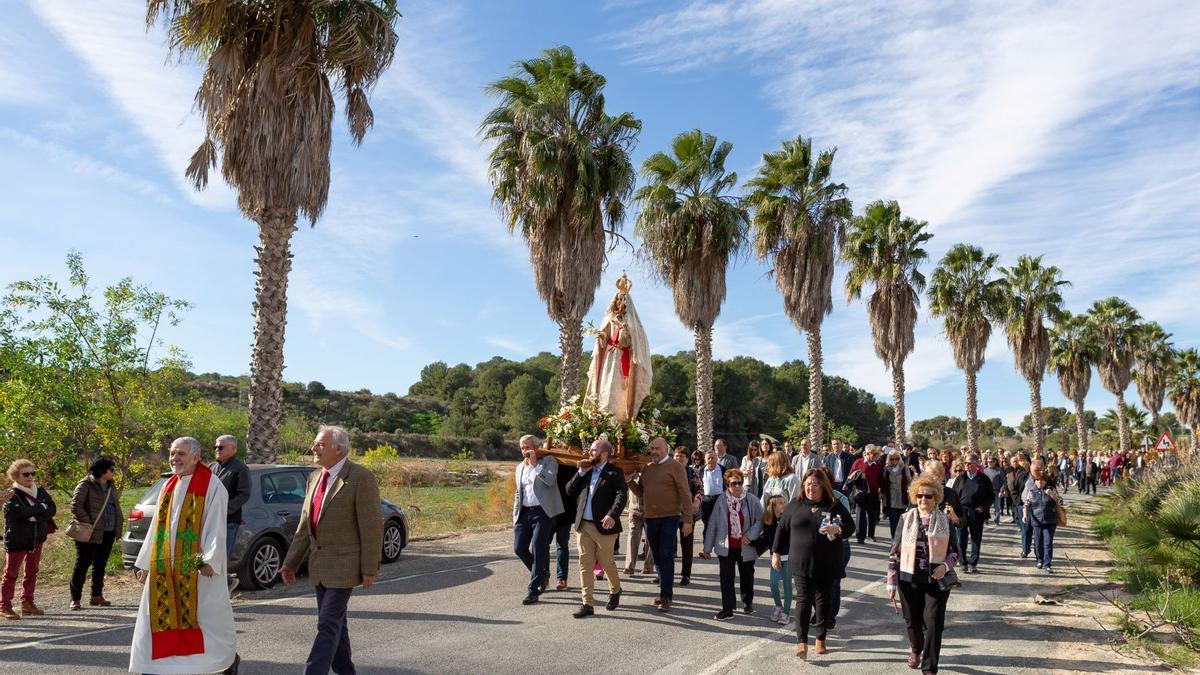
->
[[644, 515, 679, 600], [770, 559, 792, 613], [306, 584, 354, 675], [831, 539, 851, 621], [1034, 523, 1057, 568], [226, 523, 239, 583], [958, 510, 985, 566], [554, 517, 572, 582], [513, 505, 554, 594], [992, 495, 1003, 525]]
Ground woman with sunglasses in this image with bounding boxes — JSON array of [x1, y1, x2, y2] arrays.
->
[[700, 468, 763, 621], [887, 473, 961, 675], [68, 457, 122, 610], [772, 468, 854, 660], [880, 450, 913, 540], [2, 459, 57, 620]]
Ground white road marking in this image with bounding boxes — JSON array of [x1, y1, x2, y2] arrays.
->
[[0, 559, 497, 653]]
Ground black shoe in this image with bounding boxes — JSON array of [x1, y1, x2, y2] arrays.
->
[[1021, 551, 1029, 559], [743, 603, 754, 615], [223, 654, 241, 675], [827, 618, 837, 630], [573, 604, 594, 618], [522, 593, 539, 605], [714, 609, 734, 621], [679, 576, 690, 586], [870, 537, 878, 543], [536, 573, 549, 594], [605, 591, 621, 611]]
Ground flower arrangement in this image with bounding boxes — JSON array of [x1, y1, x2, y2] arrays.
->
[[539, 397, 675, 455], [539, 396, 620, 450]]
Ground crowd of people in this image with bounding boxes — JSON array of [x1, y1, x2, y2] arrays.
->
[[0, 427, 1184, 674], [512, 434, 1185, 674], [1, 426, 378, 675]]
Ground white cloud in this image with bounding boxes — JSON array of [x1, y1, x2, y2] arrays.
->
[[0, 126, 172, 205], [484, 336, 533, 356], [30, 0, 235, 209]]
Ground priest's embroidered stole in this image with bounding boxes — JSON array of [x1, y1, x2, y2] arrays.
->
[[149, 463, 212, 660]]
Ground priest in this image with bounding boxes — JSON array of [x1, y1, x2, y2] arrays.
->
[[130, 437, 238, 674]]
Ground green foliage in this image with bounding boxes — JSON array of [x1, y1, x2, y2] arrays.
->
[[784, 403, 858, 445], [447, 448, 475, 473], [0, 253, 191, 487]]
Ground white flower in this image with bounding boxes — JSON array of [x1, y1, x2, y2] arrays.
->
[[599, 432, 609, 441]]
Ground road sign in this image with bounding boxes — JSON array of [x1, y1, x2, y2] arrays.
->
[[1154, 432, 1175, 451]]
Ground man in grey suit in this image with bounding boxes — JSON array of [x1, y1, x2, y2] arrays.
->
[[513, 434, 564, 605]]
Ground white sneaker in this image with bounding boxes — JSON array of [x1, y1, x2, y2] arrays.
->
[[770, 606, 782, 622]]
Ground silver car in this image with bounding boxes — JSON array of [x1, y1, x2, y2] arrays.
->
[[122, 465, 408, 590]]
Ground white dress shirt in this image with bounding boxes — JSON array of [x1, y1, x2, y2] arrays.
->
[[518, 462, 542, 508], [703, 466, 724, 496], [582, 462, 607, 521]]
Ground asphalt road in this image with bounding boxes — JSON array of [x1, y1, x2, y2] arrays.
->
[[0, 487, 1166, 674]]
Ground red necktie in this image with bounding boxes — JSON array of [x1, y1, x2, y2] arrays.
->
[[311, 470, 331, 534]]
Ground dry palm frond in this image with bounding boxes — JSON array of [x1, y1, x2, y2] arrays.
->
[[148, 0, 401, 223], [842, 200, 931, 369], [745, 136, 852, 334], [634, 129, 748, 331]]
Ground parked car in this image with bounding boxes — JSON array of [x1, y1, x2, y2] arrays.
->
[[122, 465, 408, 590]]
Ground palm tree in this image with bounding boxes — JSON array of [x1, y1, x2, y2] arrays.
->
[[1049, 311, 1099, 455], [1134, 321, 1175, 430], [1099, 404, 1149, 444], [147, 1, 402, 461], [481, 46, 640, 405], [1089, 297, 1142, 453], [928, 244, 1005, 454], [1168, 348, 1200, 452], [635, 129, 748, 455], [843, 200, 932, 447], [999, 255, 1069, 455], [745, 136, 852, 452]]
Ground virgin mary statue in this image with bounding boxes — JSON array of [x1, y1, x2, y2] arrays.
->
[[585, 274, 652, 424]]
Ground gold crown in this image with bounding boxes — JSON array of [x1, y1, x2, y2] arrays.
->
[[616, 273, 632, 294]]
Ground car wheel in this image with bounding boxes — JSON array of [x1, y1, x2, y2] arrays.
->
[[241, 537, 284, 590], [382, 520, 405, 564]]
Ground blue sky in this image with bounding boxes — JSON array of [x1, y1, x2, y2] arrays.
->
[[2, 0, 1198, 429]]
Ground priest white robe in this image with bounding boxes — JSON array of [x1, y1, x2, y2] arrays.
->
[[129, 472, 236, 674]]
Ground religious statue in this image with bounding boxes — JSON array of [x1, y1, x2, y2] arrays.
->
[[585, 273, 652, 425]]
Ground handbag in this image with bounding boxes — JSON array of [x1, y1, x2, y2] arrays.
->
[[936, 566, 962, 592], [66, 483, 111, 543], [1055, 501, 1068, 527]]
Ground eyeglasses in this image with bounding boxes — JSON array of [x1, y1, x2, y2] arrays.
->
[[916, 493, 934, 500], [20, 471, 35, 477], [728, 481, 743, 486]]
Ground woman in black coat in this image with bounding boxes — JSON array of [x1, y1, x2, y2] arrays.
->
[[772, 468, 854, 660], [3, 459, 57, 619]]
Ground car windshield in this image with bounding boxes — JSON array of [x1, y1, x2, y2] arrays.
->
[[137, 477, 170, 505]]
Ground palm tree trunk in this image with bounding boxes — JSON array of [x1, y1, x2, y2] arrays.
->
[[1074, 397, 1089, 454], [807, 326, 824, 452], [695, 323, 714, 457], [892, 364, 906, 447], [246, 209, 298, 463], [1028, 378, 1044, 454], [558, 315, 583, 406], [965, 368, 979, 455], [1115, 391, 1131, 453]]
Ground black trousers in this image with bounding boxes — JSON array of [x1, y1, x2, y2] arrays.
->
[[700, 497, 719, 527], [678, 520, 694, 579], [306, 585, 354, 675], [70, 529, 116, 601], [794, 574, 833, 643], [717, 553, 755, 611], [899, 580, 950, 673], [958, 509, 985, 566], [856, 493, 880, 542]]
